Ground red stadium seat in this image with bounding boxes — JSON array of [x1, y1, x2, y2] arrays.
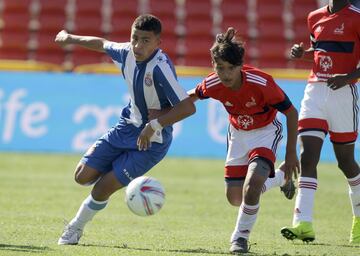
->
[[0, 31, 30, 60], [183, 18, 214, 40], [148, 0, 177, 19], [38, 0, 68, 15], [35, 50, 66, 65], [0, 31, 30, 50], [250, 40, 291, 69], [220, 0, 249, 39], [159, 34, 178, 61], [0, 49, 29, 60], [181, 38, 213, 67], [255, 0, 286, 40], [256, 0, 285, 20], [0, 12, 30, 32], [291, 0, 318, 22], [71, 47, 105, 66], [148, 0, 178, 37], [75, 0, 103, 15], [73, 15, 104, 36], [256, 19, 286, 40], [107, 34, 130, 43], [183, 1, 215, 42], [111, 0, 139, 17], [184, 0, 213, 19], [35, 33, 62, 51], [292, 21, 311, 44], [2, 0, 32, 13], [37, 14, 67, 33], [110, 15, 135, 36]]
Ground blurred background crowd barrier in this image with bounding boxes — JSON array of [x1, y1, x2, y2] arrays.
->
[[0, 0, 359, 161], [1, 71, 359, 162]]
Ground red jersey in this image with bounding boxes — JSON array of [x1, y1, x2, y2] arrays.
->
[[195, 65, 293, 131], [307, 4, 360, 83]]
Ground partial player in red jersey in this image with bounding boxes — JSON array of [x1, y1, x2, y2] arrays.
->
[[189, 28, 299, 253], [281, 0, 360, 245]]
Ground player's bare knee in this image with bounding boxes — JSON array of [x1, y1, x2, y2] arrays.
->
[[73, 164, 85, 184], [74, 164, 100, 186], [226, 193, 242, 206], [300, 151, 319, 170], [243, 184, 261, 203]]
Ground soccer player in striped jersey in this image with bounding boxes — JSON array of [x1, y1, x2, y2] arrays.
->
[[281, 0, 360, 245], [189, 28, 299, 253], [54, 14, 195, 245]]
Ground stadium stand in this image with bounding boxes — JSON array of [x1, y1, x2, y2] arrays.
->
[[147, 0, 179, 61], [219, 0, 250, 40], [0, 0, 325, 71]]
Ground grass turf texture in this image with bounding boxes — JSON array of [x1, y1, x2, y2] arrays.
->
[[0, 152, 359, 255]]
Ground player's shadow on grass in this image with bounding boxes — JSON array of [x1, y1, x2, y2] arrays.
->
[[81, 243, 230, 255], [0, 244, 52, 253]]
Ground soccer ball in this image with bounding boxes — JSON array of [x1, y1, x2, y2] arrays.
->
[[125, 176, 165, 216]]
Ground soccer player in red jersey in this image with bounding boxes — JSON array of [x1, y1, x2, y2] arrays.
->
[[189, 28, 300, 253], [281, 0, 360, 245]]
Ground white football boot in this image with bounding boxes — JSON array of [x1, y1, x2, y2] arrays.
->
[[58, 224, 83, 245]]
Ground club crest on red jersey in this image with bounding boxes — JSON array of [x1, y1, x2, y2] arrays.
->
[[319, 56, 333, 72], [237, 115, 254, 129]]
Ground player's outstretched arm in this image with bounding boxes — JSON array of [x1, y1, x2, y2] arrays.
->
[[55, 30, 108, 52]]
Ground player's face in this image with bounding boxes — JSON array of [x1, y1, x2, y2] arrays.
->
[[212, 59, 242, 89], [131, 28, 160, 62]]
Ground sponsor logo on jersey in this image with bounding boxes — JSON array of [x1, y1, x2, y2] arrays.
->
[[245, 97, 256, 108], [334, 23, 344, 35], [145, 72, 153, 86], [319, 55, 333, 72], [237, 115, 254, 129]]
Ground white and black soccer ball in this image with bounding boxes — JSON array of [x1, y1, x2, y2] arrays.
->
[[125, 176, 165, 216]]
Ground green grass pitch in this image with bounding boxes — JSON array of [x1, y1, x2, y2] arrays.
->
[[0, 152, 359, 255]]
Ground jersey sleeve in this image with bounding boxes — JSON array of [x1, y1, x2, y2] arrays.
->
[[153, 64, 188, 106], [307, 12, 315, 49], [266, 78, 293, 113], [103, 41, 130, 65], [194, 79, 210, 100]]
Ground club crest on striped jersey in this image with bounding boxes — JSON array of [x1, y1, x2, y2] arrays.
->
[[145, 72, 153, 86]]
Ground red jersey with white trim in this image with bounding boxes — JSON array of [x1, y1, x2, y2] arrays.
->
[[195, 65, 294, 131], [307, 4, 360, 83]]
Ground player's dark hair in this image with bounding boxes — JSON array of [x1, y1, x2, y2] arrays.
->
[[210, 27, 245, 66], [132, 14, 162, 35]]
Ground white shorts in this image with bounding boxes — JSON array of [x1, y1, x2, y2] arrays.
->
[[299, 82, 359, 144], [225, 119, 283, 180]]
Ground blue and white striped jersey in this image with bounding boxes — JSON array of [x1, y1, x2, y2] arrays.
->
[[104, 42, 188, 128]]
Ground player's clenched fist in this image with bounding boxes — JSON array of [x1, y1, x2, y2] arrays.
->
[[290, 42, 304, 59], [55, 30, 70, 47]]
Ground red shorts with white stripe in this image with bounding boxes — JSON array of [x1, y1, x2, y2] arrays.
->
[[224, 119, 283, 180], [298, 82, 358, 144]]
